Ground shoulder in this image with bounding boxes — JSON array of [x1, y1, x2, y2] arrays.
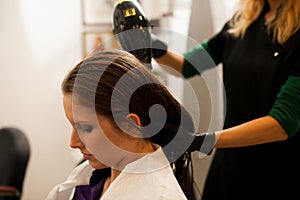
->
[[102, 165, 187, 200], [101, 148, 187, 199], [45, 161, 93, 200], [158, 168, 188, 199]]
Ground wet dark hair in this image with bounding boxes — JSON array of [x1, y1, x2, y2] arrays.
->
[[62, 49, 196, 199], [62, 49, 195, 146]]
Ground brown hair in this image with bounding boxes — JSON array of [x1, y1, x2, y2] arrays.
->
[[62, 49, 195, 148], [228, 0, 300, 44]]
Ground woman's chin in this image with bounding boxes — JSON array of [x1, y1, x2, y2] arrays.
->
[[88, 158, 108, 169]]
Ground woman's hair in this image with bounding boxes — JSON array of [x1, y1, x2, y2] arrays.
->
[[228, 0, 300, 44], [62, 49, 195, 149]]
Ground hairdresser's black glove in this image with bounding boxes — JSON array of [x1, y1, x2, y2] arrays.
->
[[188, 132, 216, 155], [163, 131, 216, 163], [115, 33, 168, 62], [150, 34, 168, 58]]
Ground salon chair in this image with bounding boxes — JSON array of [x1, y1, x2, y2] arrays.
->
[[0, 127, 30, 200]]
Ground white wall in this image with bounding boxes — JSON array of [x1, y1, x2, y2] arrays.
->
[[0, 0, 83, 199], [185, 0, 237, 199]]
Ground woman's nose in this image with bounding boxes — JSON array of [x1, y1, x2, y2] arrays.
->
[[70, 128, 84, 149]]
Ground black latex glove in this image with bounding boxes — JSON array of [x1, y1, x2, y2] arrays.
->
[[188, 132, 215, 155], [164, 131, 215, 163], [150, 33, 168, 58]]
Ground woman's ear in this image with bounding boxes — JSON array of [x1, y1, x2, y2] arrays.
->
[[122, 113, 142, 138], [126, 113, 141, 127]]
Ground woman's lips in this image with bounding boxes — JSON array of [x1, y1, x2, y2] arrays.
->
[[82, 153, 93, 160]]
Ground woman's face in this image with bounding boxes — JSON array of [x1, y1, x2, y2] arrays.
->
[[63, 94, 144, 169], [63, 94, 108, 169]]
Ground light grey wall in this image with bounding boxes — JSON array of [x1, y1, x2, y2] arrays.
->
[[185, 0, 237, 199], [0, 0, 83, 199]]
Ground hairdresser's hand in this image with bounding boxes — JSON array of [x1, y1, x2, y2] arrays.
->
[[115, 31, 167, 69], [188, 132, 216, 155], [163, 131, 216, 163], [150, 34, 168, 58]]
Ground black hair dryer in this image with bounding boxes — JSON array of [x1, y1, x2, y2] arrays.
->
[[112, 0, 152, 69]]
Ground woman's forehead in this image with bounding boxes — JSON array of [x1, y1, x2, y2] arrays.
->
[[64, 94, 99, 122]]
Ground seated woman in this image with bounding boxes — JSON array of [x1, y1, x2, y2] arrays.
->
[[46, 49, 196, 200]]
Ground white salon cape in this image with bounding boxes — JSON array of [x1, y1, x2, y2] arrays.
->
[[45, 146, 187, 200]]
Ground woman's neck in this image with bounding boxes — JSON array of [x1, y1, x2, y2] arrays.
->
[[100, 143, 155, 198], [110, 142, 155, 182], [265, 0, 282, 22]]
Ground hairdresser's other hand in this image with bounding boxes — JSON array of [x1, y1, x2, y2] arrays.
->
[[150, 34, 168, 59], [188, 132, 216, 155]]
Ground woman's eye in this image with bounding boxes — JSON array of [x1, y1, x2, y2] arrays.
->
[[82, 126, 93, 133], [76, 124, 93, 134]]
